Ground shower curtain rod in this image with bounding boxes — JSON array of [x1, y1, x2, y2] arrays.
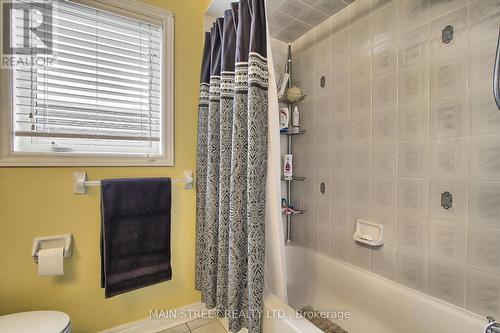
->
[[73, 170, 194, 193]]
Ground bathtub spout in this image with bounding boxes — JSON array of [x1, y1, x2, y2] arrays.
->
[[486, 317, 500, 333], [487, 325, 500, 333]]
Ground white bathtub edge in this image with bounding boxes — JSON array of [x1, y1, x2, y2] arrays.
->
[[262, 292, 322, 333], [286, 244, 488, 333]]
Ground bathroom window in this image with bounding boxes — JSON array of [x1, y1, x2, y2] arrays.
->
[[0, 0, 174, 166]]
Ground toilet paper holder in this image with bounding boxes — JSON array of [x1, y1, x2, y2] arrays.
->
[[32, 234, 73, 263]]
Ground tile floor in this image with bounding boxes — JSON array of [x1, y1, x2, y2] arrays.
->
[[158, 317, 228, 333]]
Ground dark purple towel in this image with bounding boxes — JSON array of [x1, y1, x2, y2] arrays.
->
[[100, 178, 172, 298]]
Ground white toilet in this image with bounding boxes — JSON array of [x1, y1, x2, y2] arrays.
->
[[0, 311, 71, 332]]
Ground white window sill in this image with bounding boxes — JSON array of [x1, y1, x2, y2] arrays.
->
[[0, 153, 174, 167]]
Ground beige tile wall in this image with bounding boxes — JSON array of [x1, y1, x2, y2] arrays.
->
[[289, 0, 500, 319]]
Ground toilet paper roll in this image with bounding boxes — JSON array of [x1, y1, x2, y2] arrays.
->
[[38, 247, 64, 276]]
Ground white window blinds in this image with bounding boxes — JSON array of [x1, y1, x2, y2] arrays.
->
[[12, 0, 163, 156]]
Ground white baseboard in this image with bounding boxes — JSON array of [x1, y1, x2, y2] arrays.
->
[[100, 302, 207, 333]]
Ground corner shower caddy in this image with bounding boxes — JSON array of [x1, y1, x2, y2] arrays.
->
[[281, 43, 306, 243]]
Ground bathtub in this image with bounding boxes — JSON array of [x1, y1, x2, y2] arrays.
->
[[261, 292, 321, 333], [286, 245, 487, 333]]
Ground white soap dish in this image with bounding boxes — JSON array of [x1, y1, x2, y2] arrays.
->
[[353, 219, 384, 247]]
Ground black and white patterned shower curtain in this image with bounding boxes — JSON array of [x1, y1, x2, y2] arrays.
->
[[195, 0, 268, 332]]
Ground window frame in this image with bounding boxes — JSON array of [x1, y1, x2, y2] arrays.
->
[[0, 0, 175, 166]]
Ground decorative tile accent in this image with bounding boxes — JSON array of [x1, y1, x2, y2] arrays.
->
[[350, 17, 372, 51], [372, 177, 398, 211], [396, 250, 427, 292], [331, 236, 349, 261], [470, 43, 497, 94], [398, 25, 429, 68], [398, 102, 429, 141], [350, 113, 372, 145], [371, 246, 396, 280], [429, 180, 466, 221], [333, 114, 350, 147], [332, 200, 349, 234], [469, 136, 500, 181], [398, 142, 429, 178], [469, 91, 500, 136], [466, 269, 500, 319], [468, 181, 500, 229], [397, 214, 429, 254], [372, 2, 397, 45], [372, 210, 397, 246], [349, 239, 372, 270], [373, 74, 397, 111], [429, 0, 466, 21], [333, 148, 350, 174], [333, 88, 350, 117], [429, 138, 467, 180], [398, 178, 429, 216], [373, 42, 397, 78], [430, 55, 468, 99], [468, 226, 500, 277], [398, 64, 429, 106], [373, 108, 397, 143], [398, 0, 428, 33], [430, 95, 467, 139], [469, 0, 500, 47], [429, 8, 468, 57], [428, 218, 466, 264], [373, 143, 397, 177], [351, 82, 372, 115], [427, 258, 466, 307], [350, 176, 371, 209], [350, 145, 371, 176], [351, 50, 372, 84]]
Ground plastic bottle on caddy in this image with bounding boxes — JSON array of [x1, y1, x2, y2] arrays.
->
[[283, 154, 293, 180], [292, 105, 300, 131]]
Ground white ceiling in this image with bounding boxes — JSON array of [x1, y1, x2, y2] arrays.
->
[[205, 0, 234, 18], [206, 0, 355, 43], [267, 0, 353, 42]]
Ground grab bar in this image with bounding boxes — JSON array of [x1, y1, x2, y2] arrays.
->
[[494, 27, 500, 110]]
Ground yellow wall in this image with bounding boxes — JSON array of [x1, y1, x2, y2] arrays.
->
[[0, 0, 211, 331]]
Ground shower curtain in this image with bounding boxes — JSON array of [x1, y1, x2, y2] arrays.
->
[[195, 0, 277, 332], [263, 6, 288, 304]]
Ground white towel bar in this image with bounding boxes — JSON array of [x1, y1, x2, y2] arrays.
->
[[73, 170, 194, 194]]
